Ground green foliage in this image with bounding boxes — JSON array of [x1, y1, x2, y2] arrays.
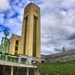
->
[[37, 61, 75, 75], [0, 45, 2, 52]]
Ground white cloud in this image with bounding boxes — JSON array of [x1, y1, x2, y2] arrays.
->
[[5, 17, 22, 36], [40, 0, 75, 54], [0, 0, 10, 10], [59, 0, 75, 9], [0, 14, 4, 24]]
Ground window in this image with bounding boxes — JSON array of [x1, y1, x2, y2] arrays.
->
[[14, 40, 19, 55], [15, 46, 18, 50], [33, 16, 38, 57], [15, 46, 18, 55], [16, 40, 19, 45], [15, 52, 18, 55], [23, 16, 28, 55]]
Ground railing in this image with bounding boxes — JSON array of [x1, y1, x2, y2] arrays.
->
[[48, 56, 75, 62], [0, 54, 32, 65]]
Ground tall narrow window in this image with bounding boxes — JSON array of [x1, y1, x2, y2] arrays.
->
[[33, 16, 37, 57], [16, 40, 19, 45], [15, 40, 19, 55], [23, 16, 28, 55]]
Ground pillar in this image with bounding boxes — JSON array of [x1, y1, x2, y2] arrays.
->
[[27, 68, 29, 75], [3, 66, 5, 75], [18, 57, 21, 63], [10, 66, 13, 75]]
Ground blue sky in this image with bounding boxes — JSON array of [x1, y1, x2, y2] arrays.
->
[[0, 0, 75, 55]]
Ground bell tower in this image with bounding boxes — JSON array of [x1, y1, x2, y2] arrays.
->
[[20, 3, 40, 57]]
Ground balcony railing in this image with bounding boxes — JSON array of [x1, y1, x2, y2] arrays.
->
[[0, 54, 32, 65]]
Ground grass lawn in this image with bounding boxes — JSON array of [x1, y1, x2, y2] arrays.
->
[[37, 61, 75, 75]]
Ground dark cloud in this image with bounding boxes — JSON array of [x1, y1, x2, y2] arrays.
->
[[67, 33, 75, 40]]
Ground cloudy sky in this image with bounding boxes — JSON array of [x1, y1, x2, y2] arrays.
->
[[0, 0, 75, 55]]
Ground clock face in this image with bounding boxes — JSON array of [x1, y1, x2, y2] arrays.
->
[[4, 31, 9, 37]]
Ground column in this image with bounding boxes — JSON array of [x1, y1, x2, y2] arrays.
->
[[27, 68, 29, 75], [18, 57, 21, 63], [3, 66, 5, 75], [10, 66, 13, 75]]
